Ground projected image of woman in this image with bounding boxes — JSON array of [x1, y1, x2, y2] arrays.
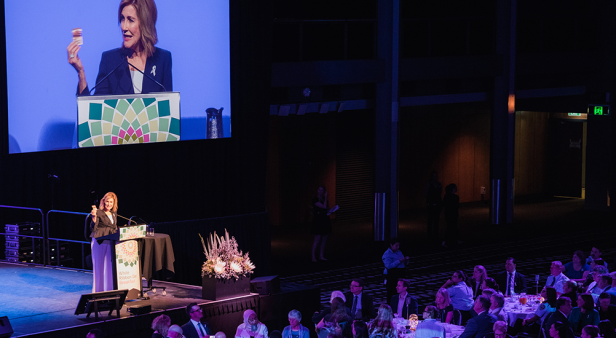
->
[[90, 192, 119, 292], [67, 0, 172, 96]]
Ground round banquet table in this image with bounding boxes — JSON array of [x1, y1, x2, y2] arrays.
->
[[139, 233, 175, 286], [503, 295, 541, 325]]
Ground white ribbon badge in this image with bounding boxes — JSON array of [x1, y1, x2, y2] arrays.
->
[[151, 65, 156, 77]]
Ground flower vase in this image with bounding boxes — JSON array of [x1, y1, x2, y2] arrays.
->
[[202, 275, 251, 300]]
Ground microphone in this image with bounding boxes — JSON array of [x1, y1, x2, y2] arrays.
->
[[117, 213, 138, 225], [88, 48, 134, 94], [126, 60, 166, 92]]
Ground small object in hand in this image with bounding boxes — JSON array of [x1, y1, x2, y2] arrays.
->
[[72, 28, 83, 46]]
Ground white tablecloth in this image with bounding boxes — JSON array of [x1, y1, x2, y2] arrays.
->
[[503, 295, 541, 325], [393, 319, 464, 338]]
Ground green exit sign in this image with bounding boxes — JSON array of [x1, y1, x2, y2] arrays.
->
[[568, 113, 582, 116], [588, 105, 610, 116]]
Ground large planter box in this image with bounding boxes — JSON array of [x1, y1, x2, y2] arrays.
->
[[202, 276, 251, 300]]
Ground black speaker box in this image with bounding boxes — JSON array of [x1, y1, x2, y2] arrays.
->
[[127, 304, 151, 315], [250, 275, 280, 295], [0, 317, 13, 338]]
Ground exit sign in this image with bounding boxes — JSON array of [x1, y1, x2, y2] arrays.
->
[[588, 105, 610, 116], [568, 113, 582, 116]]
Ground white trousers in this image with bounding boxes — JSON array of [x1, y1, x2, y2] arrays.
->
[[91, 239, 114, 292]]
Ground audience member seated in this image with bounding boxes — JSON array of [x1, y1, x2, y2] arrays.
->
[[494, 257, 527, 296], [581, 325, 600, 338], [216, 332, 227, 338], [441, 270, 474, 323], [489, 293, 507, 323], [471, 266, 488, 299], [183, 303, 212, 338], [317, 298, 352, 338], [152, 314, 171, 338], [541, 296, 574, 338], [484, 321, 512, 338], [434, 288, 456, 324], [549, 321, 572, 338], [367, 304, 395, 338], [589, 274, 613, 302], [87, 329, 104, 338], [167, 325, 183, 338], [282, 310, 310, 338], [482, 278, 501, 295], [459, 296, 497, 338], [562, 281, 579, 308], [389, 279, 418, 318], [482, 288, 496, 299], [352, 320, 369, 338], [586, 248, 608, 268], [564, 251, 590, 280], [546, 262, 570, 294], [569, 293, 600, 334], [345, 278, 376, 320], [583, 260, 609, 281], [608, 272, 616, 301], [415, 306, 446, 338], [599, 320, 616, 338], [519, 287, 557, 334], [598, 292, 616, 323], [313, 291, 351, 324], [235, 309, 268, 338]]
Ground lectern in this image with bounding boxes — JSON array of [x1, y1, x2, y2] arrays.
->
[[96, 224, 147, 299], [77, 92, 181, 148]]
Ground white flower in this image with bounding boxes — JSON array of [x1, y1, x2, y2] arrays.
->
[[230, 261, 242, 273], [244, 258, 255, 270], [214, 259, 226, 274]]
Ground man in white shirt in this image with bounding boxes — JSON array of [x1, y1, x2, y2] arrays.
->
[[545, 261, 569, 294], [416, 306, 446, 338], [589, 273, 612, 302], [182, 303, 212, 338]]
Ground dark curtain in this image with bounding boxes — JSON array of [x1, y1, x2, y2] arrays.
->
[[152, 211, 271, 286]]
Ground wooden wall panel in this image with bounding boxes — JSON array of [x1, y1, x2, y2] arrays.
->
[[399, 104, 491, 211], [513, 111, 549, 196]]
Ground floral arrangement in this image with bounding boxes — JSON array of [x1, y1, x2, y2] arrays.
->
[[199, 229, 255, 280]]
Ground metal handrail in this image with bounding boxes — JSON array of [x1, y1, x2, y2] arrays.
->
[[46, 210, 91, 269], [0, 205, 46, 266]]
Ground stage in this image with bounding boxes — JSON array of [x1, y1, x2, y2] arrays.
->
[[0, 262, 320, 338]]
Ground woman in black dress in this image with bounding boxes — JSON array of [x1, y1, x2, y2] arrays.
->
[[312, 186, 332, 262]]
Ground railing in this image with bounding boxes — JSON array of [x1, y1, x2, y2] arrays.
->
[[46, 210, 91, 269], [0, 205, 46, 265]]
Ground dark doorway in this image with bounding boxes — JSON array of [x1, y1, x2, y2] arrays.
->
[[549, 119, 584, 197]]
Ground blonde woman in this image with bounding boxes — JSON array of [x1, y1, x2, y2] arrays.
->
[[90, 192, 119, 292], [368, 304, 395, 338]]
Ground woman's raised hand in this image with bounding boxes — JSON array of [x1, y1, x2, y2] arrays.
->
[[67, 41, 84, 73], [91, 205, 97, 222]]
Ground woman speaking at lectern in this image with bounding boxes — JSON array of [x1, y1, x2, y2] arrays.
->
[[90, 192, 119, 292], [67, 0, 173, 96]]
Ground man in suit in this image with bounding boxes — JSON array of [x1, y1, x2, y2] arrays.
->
[[459, 295, 497, 338], [389, 279, 418, 318], [541, 296, 574, 338], [345, 278, 376, 320], [182, 303, 213, 338], [495, 257, 527, 296]]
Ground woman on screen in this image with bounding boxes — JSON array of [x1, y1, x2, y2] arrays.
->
[[90, 192, 119, 292], [67, 0, 172, 96]]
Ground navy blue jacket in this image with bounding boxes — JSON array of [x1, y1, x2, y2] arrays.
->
[[459, 311, 497, 338], [80, 47, 172, 96], [389, 293, 418, 318]]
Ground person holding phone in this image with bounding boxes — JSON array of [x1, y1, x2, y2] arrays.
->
[[67, 0, 172, 96], [89, 192, 119, 292]]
